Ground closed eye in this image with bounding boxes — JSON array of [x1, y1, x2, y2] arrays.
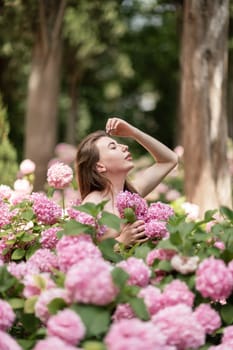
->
[[108, 142, 117, 150]]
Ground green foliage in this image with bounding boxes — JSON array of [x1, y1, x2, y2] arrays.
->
[[0, 96, 18, 186], [72, 304, 111, 338]]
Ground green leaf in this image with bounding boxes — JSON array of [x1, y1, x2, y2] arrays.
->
[[99, 211, 121, 231], [156, 239, 177, 251], [0, 266, 18, 292], [47, 297, 67, 315], [25, 243, 40, 260], [24, 296, 38, 314], [75, 202, 105, 217], [21, 313, 42, 333], [128, 297, 150, 321], [11, 248, 25, 260], [8, 297, 24, 309], [133, 243, 152, 260], [111, 267, 129, 288], [72, 304, 111, 337], [62, 220, 94, 236], [157, 260, 172, 272], [220, 304, 233, 324], [82, 341, 106, 350], [21, 233, 37, 242], [21, 208, 34, 221], [98, 238, 122, 263], [123, 207, 136, 223], [17, 339, 35, 350], [204, 209, 217, 221], [220, 206, 233, 222], [170, 231, 182, 245]]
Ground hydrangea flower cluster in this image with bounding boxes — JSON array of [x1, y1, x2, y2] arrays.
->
[[105, 318, 175, 350], [65, 257, 118, 305], [195, 257, 233, 301], [31, 192, 62, 224], [116, 191, 174, 240], [56, 234, 102, 272], [152, 304, 205, 349], [0, 299, 15, 331], [47, 162, 73, 189], [117, 257, 151, 287], [40, 227, 61, 249], [47, 309, 85, 345]]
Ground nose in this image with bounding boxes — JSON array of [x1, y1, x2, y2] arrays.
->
[[120, 144, 128, 152]]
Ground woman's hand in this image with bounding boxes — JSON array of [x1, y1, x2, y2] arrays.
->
[[116, 220, 148, 246], [105, 117, 136, 138]]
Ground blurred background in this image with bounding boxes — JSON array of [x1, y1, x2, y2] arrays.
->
[[0, 0, 232, 215]]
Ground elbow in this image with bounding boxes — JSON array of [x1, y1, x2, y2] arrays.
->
[[170, 153, 179, 170]]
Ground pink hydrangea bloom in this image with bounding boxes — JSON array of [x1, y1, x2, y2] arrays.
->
[[181, 202, 200, 221], [40, 227, 61, 249], [54, 143, 77, 164], [13, 179, 32, 194], [0, 185, 12, 200], [0, 330, 22, 350], [193, 304, 221, 335], [144, 220, 169, 239], [0, 238, 12, 262], [112, 303, 135, 321], [0, 201, 16, 227], [146, 248, 176, 266], [35, 288, 69, 324], [0, 299, 15, 331], [27, 249, 58, 273], [33, 336, 81, 350], [146, 201, 174, 222], [47, 162, 73, 189], [152, 304, 205, 350], [165, 189, 181, 201], [171, 255, 199, 274], [23, 273, 56, 298], [7, 261, 38, 279], [116, 190, 148, 220], [66, 207, 95, 225], [19, 159, 36, 175], [222, 325, 233, 346], [162, 280, 195, 308], [117, 257, 151, 287], [47, 309, 85, 345], [56, 235, 102, 272], [228, 260, 233, 278], [65, 258, 118, 305], [139, 285, 163, 316], [31, 192, 62, 224], [196, 257, 233, 301], [214, 240, 225, 250], [105, 318, 175, 350]]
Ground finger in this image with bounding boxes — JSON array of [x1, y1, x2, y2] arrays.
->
[[136, 237, 149, 243], [135, 231, 146, 238]]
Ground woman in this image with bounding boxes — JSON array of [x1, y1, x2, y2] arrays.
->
[[75, 117, 178, 246]]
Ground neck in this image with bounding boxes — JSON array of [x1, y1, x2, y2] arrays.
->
[[106, 173, 126, 197]]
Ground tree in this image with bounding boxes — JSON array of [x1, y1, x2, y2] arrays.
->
[[24, 0, 66, 190], [180, 0, 232, 215]]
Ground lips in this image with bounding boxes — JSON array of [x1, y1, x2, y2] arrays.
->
[[125, 153, 132, 161]]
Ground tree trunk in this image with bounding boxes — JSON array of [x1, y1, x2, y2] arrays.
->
[[180, 0, 232, 216], [25, 0, 66, 191], [228, 13, 233, 139]]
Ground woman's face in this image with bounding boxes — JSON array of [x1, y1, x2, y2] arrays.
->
[[95, 136, 134, 174]]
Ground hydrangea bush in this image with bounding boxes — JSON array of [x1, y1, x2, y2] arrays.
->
[[0, 159, 233, 349]]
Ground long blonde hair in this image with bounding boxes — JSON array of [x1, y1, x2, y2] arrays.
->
[[75, 130, 137, 200]]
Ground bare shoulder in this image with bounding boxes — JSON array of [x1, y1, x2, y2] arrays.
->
[[82, 191, 105, 204]]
